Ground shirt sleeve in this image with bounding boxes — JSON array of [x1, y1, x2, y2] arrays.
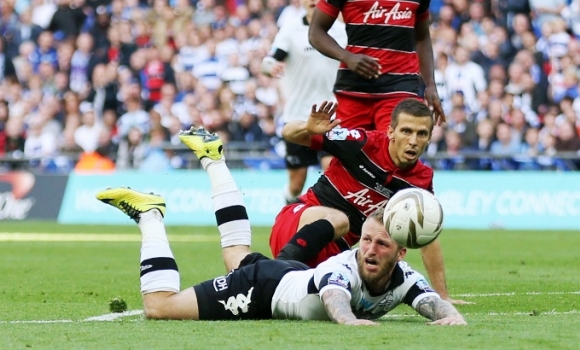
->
[[269, 23, 293, 57], [316, 0, 347, 18], [314, 262, 355, 300], [417, 0, 431, 21], [402, 276, 439, 307]]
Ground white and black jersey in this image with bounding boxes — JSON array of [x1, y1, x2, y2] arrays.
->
[[269, 17, 347, 123], [271, 249, 438, 320], [193, 250, 437, 321]]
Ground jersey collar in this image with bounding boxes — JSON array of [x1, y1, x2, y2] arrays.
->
[[302, 16, 309, 26], [387, 263, 405, 291]]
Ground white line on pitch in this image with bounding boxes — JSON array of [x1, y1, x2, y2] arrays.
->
[[383, 310, 580, 318], [1, 319, 75, 324], [0, 233, 219, 242], [0, 310, 143, 324], [453, 291, 580, 297], [83, 310, 143, 321]]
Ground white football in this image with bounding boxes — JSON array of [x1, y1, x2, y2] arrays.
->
[[383, 188, 444, 249]]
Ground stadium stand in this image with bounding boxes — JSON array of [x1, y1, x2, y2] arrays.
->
[[0, 0, 579, 172]]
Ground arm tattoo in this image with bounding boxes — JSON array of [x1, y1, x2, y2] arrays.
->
[[414, 296, 461, 321], [321, 289, 357, 324]]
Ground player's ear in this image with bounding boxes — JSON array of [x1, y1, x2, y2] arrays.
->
[[387, 125, 394, 139], [397, 247, 407, 261]]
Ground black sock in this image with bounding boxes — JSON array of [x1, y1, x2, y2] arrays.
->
[[276, 219, 335, 263]]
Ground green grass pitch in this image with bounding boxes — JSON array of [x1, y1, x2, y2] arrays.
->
[[0, 221, 579, 349]]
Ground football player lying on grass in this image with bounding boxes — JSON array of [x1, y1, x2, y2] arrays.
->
[[95, 127, 466, 325]]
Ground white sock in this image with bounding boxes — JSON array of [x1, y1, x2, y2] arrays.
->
[[283, 183, 297, 203], [138, 209, 180, 294], [202, 158, 251, 248]]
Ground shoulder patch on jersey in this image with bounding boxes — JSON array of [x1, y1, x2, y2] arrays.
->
[[416, 278, 435, 293], [326, 127, 349, 141], [328, 272, 351, 289], [326, 128, 364, 141]]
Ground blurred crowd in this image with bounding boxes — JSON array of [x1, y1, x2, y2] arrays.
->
[[0, 0, 579, 172]]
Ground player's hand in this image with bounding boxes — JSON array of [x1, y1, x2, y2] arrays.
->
[[427, 316, 467, 326], [344, 319, 380, 326], [423, 85, 446, 126], [270, 62, 285, 77], [306, 101, 341, 134], [344, 53, 381, 80], [444, 298, 475, 305]]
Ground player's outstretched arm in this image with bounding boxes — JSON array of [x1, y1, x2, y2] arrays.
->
[[419, 240, 473, 305], [282, 101, 340, 147], [321, 289, 379, 326], [413, 296, 467, 325]]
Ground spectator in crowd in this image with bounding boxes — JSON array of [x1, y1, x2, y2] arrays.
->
[[474, 118, 495, 152], [521, 127, 544, 156], [3, 117, 26, 159], [0, 40, 17, 83], [561, 0, 580, 39], [555, 121, 580, 152], [449, 106, 478, 147], [116, 125, 148, 169], [29, 31, 58, 72], [14, 8, 43, 50], [74, 128, 116, 172], [529, 0, 568, 32], [445, 46, 487, 113], [48, 0, 87, 39], [74, 108, 103, 153], [491, 122, 522, 155], [24, 115, 59, 163], [117, 80, 149, 138]]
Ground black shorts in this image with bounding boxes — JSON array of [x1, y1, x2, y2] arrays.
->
[[284, 140, 329, 169], [193, 253, 309, 320]]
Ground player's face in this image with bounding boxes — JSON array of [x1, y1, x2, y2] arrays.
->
[[357, 218, 407, 293], [388, 112, 432, 169]]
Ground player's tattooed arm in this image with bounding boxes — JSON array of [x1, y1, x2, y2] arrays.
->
[[414, 296, 467, 325], [321, 290, 379, 326], [322, 289, 357, 324]]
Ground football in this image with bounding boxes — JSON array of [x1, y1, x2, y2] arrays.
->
[[383, 188, 444, 249]]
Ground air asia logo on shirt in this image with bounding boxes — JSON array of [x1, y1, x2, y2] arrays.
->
[[362, 2, 413, 24], [344, 188, 389, 215], [0, 172, 36, 220]]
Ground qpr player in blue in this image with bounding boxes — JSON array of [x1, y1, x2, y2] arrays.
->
[[96, 127, 466, 325]]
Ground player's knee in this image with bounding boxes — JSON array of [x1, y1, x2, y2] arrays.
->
[[142, 296, 169, 320], [143, 305, 163, 320], [325, 210, 350, 237]]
